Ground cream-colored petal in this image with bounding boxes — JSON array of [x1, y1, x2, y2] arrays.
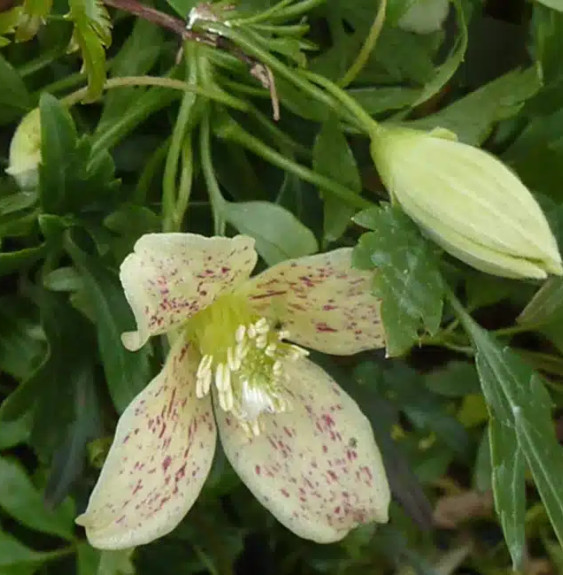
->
[[76, 336, 217, 549], [216, 358, 390, 543], [120, 233, 257, 351], [242, 249, 384, 355]]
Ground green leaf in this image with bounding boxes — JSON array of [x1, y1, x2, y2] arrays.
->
[[39, 93, 78, 213], [535, 0, 563, 14], [0, 289, 96, 461], [45, 361, 101, 507], [424, 361, 480, 397], [455, 301, 563, 553], [0, 457, 74, 539], [412, 0, 468, 107], [15, 0, 53, 41], [489, 418, 526, 570], [98, 549, 135, 575], [0, 296, 44, 379], [0, 54, 31, 124], [165, 0, 199, 18], [224, 201, 318, 265], [411, 67, 541, 145], [353, 205, 445, 356], [518, 276, 563, 327], [66, 0, 111, 100], [0, 7, 22, 47], [0, 244, 47, 277], [39, 93, 119, 215], [66, 231, 151, 412], [96, 19, 163, 134], [312, 117, 361, 244], [0, 531, 63, 568]]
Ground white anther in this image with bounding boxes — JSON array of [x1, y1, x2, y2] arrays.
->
[[289, 344, 308, 359], [196, 354, 212, 378], [227, 347, 237, 371], [273, 360, 282, 375], [255, 318, 269, 334], [236, 341, 248, 363], [256, 334, 267, 349], [219, 387, 234, 412], [247, 324, 256, 339], [215, 363, 229, 391], [265, 343, 277, 357], [201, 368, 212, 396], [235, 324, 246, 343]]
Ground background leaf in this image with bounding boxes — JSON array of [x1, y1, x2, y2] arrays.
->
[[353, 205, 445, 356]]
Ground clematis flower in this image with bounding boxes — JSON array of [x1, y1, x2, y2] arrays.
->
[[76, 233, 390, 549]]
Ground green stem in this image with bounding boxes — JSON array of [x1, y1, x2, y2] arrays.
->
[[17, 47, 66, 78], [302, 70, 379, 134], [493, 322, 546, 338], [339, 0, 387, 88], [248, 103, 311, 158], [91, 87, 178, 155], [215, 115, 372, 209], [200, 112, 227, 235], [135, 138, 170, 203], [232, 0, 295, 25], [196, 21, 350, 123], [162, 48, 200, 232], [269, 0, 326, 20], [62, 75, 248, 110], [250, 23, 310, 35], [175, 137, 194, 228]]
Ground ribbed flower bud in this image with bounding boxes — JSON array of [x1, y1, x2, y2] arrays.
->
[[370, 126, 563, 279], [5, 108, 41, 190]]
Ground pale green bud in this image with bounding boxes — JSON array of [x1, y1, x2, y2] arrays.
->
[[5, 108, 41, 190], [370, 126, 563, 279], [397, 0, 450, 34]]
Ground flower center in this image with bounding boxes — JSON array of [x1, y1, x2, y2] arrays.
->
[[187, 293, 307, 435]]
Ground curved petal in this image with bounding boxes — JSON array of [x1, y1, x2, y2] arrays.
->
[[76, 336, 217, 549], [120, 233, 257, 351], [216, 358, 390, 543], [242, 249, 384, 355]]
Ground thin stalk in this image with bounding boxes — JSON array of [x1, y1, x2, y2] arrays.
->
[[162, 47, 199, 232], [231, 0, 295, 25], [200, 112, 227, 235], [215, 116, 372, 209], [175, 137, 195, 229], [250, 23, 310, 35], [18, 47, 66, 77], [268, 0, 326, 21], [62, 75, 248, 110], [135, 138, 170, 203], [302, 70, 379, 134], [197, 21, 356, 126], [339, 0, 387, 88]]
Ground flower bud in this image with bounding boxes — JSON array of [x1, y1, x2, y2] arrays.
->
[[370, 126, 563, 279], [398, 0, 450, 35], [5, 108, 41, 190]]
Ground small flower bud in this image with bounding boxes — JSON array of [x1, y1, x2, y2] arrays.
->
[[5, 108, 41, 190], [397, 0, 450, 34], [370, 126, 563, 279]]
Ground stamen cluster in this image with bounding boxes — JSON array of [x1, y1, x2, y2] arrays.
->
[[195, 317, 308, 435]]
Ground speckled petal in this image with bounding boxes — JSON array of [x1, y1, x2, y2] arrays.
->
[[216, 358, 390, 543], [242, 248, 384, 355], [76, 336, 217, 549], [120, 233, 257, 351]]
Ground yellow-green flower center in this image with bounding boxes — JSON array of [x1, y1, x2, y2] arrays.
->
[[187, 293, 307, 435]]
